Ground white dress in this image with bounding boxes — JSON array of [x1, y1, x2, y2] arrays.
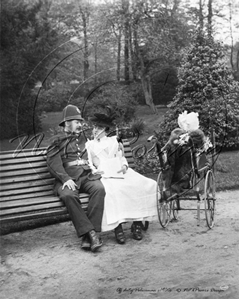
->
[[85, 136, 158, 232]]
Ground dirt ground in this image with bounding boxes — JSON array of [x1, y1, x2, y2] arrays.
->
[[0, 189, 239, 299]]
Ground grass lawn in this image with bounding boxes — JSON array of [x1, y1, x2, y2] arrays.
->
[[213, 150, 239, 191], [0, 105, 238, 191]]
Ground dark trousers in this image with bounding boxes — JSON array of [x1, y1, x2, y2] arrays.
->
[[57, 175, 105, 237]]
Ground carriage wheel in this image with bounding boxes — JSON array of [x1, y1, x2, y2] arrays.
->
[[172, 199, 179, 220], [204, 170, 216, 229], [156, 171, 171, 228]]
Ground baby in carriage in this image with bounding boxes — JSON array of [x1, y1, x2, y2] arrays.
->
[[162, 112, 210, 193]]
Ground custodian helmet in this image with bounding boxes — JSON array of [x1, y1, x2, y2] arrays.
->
[[59, 105, 84, 127]]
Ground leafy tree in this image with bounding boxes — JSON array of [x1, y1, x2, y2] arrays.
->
[[157, 31, 239, 148], [0, 0, 59, 139], [129, 0, 192, 112], [94, 0, 192, 112]]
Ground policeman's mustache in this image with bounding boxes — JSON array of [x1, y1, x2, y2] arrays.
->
[[76, 124, 91, 134]]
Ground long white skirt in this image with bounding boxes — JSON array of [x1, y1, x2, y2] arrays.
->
[[101, 168, 158, 232]]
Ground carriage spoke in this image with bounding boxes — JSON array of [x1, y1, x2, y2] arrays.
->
[[172, 199, 179, 220], [204, 170, 216, 229], [156, 171, 172, 228]]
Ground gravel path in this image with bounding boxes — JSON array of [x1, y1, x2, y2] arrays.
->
[[0, 190, 239, 299]]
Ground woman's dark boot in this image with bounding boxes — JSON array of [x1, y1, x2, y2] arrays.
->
[[114, 224, 125, 244], [131, 221, 142, 240]]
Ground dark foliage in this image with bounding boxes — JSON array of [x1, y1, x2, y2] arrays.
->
[[0, 0, 59, 139]]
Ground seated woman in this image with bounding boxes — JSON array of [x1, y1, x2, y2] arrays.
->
[[85, 112, 158, 244]]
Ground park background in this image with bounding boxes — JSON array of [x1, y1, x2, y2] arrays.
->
[[1, 1, 239, 298], [1, 0, 239, 190]]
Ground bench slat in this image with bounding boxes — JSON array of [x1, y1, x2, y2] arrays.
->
[[0, 148, 47, 159], [0, 184, 54, 197], [125, 152, 134, 157], [0, 202, 66, 216], [0, 155, 46, 165], [1, 195, 90, 209], [0, 167, 49, 177], [0, 178, 55, 191], [0, 202, 89, 217], [0, 161, 47, 171], [1, 196, 61, 208], [0, 208, 68, 223], [126, 157, 135, 163], [0, 190, 54, 201], [0, 173, 52, 184], [1, 173, 52, 185], [0, 191, 89, 202]]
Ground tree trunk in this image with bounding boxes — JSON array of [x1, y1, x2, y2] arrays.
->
[[129, 22, 137, 81], [172, 0, 180, 16], [122, 0, 130, 82], [80, 9, 89, 80], [207, 0, 213, 38], [141, 73, 158, 114], [199, 0, 204, 31], [117, 29, 122, 81], [132, 20, 157, 113], [237, 49, 239, 73], [94, 40, 98, 85], [235, 49, 239, 80], [124, 24, 130, 82], [229, 1, 234, 69]]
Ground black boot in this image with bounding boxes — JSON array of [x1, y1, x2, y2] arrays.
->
[[88, 230, 103, 252], [114, 224, 125, 244], [131, 221, 142, 240], [81, 234, 91, 250]]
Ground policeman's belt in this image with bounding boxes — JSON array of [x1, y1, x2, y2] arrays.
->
[[64, 159, 89, 167]]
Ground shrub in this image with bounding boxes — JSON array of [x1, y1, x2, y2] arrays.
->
[[83, 83, 138, 125], [156, 31, 239, 149], [36, 84, 74, 112]]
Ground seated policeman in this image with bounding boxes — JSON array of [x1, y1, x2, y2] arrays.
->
[[47, 105, 105, 252]]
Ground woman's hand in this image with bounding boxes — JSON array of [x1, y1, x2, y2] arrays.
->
[[117, 164, 128, 174], [62, 179, 77, 191]]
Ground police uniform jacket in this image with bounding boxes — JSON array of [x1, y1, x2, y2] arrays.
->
[[47, 132, 91, 193]]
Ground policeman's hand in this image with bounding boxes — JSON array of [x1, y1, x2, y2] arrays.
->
[[117, 165, 128, 174], [62, 179, 77, 191]]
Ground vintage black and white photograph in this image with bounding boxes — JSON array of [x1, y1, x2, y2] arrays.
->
[[0, 0, 239, 298]]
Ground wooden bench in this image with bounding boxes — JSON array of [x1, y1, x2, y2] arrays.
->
[[0, 139, 135, 224]]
